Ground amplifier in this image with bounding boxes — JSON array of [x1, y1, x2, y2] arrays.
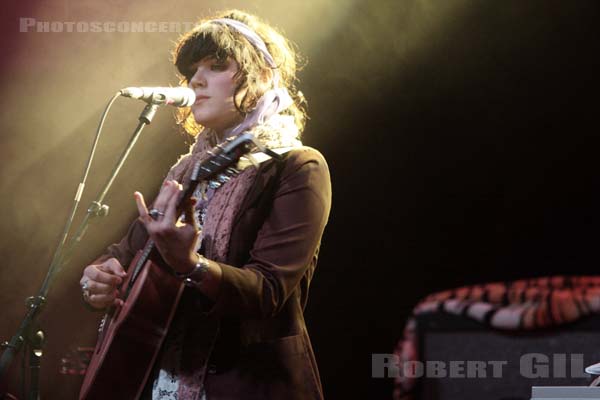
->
[[414, 313, 600, 400]]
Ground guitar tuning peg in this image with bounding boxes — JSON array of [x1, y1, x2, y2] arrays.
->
[[217, 174, 231, 184]]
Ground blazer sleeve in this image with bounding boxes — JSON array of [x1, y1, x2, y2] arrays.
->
[[205, 147, 332, 319], [92, 218, 148, 268]]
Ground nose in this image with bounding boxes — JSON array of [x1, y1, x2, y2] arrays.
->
[[188, 66, 206, 89]]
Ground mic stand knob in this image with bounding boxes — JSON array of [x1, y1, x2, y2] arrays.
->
[[88, 202, 110, 218]]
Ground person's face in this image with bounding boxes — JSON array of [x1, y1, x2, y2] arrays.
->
[[188, 56, 244, 134]]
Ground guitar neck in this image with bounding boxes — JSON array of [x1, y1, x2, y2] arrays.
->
[[126, 239, 155, 297]]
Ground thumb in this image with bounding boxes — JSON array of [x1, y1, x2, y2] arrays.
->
[[98, 257, 127, 277]]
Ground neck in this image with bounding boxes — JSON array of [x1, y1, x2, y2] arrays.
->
[[212, 114, 245, 141], [213, 125, 236, 141]]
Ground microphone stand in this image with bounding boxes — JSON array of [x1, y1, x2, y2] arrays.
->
[[0, 102, 159, 399]]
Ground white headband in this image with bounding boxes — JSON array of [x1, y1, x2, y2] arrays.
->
[[211, 18, 293, 135]]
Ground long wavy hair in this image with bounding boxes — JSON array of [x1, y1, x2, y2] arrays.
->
[[172, 10, 307, 137]]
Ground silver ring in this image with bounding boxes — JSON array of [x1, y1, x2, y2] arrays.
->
[[148, 208, 165, 220], [81, 280, 90, 298]]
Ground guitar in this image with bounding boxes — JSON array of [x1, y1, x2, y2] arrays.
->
[[79, 134, 256, 400]]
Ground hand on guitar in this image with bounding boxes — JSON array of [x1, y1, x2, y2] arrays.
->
[[134, 179, 200, 276], [80, 258, 127, 309]]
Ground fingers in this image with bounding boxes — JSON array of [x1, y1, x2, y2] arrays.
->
[[98, 257, 127, 278], [136, 180, 181, 225], [83, 260, 124, 287], [163, 181, 183, 222], [87, 291, 123, 309], [134, 191, 149, 221], [84, 280, 115, 295], [183, 197, 199, 230]]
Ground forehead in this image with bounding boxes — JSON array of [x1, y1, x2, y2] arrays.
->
[[176, 30, 228, 69], [189, 56, 238, 73]]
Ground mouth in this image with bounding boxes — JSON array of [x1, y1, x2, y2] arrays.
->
[[193, 95, 210, 105]]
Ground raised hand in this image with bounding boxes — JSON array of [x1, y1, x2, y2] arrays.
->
[[134, 180, 200, 276]]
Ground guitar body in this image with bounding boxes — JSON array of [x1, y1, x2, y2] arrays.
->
[[79, 248, 184, 400]]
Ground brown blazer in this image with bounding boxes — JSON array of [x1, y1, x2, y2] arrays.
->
[[99, 146, 331, 399]]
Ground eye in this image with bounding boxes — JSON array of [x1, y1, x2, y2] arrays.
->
[[210, 61, 227, 71]]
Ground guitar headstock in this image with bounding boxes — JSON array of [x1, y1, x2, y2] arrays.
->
[[189, 133, 257, 183]]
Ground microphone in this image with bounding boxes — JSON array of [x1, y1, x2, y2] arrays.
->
[[120, 86, 195, 107]]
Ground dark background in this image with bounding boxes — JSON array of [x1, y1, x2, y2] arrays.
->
[[1, 0, 599, 398]]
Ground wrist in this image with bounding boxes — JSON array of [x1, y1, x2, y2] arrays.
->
[[173, 255, 199, 276], [175, 254, 210, 288]]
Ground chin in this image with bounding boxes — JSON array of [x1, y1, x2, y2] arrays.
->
[[191, 111, 211, 127]]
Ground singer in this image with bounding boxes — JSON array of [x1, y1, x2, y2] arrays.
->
[[79, 9, 330, 400]]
